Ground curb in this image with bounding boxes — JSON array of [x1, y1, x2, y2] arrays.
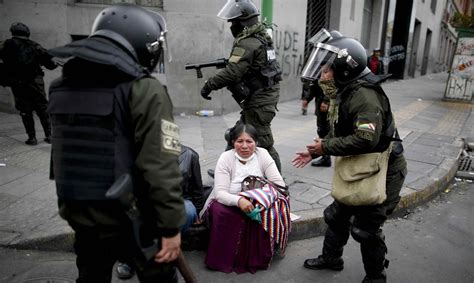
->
[[1, 145, 462, 252]]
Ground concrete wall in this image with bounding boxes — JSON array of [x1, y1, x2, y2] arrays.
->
[[407, 0, 446, 77], [0, 0, 308, 115], [0, 0, 450, 114]]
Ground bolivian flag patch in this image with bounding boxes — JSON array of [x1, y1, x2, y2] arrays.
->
[[355, 121, 376, 141]]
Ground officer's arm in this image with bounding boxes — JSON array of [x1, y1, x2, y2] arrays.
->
[[36, 44, 57, 70], [205, 42, 254, 90], [322, 90, 384, 156], [130, 78, 186, 236]]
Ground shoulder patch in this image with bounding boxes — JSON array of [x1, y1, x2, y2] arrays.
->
[[355, 129, 375, 141], [232, 47, 246, 57], [229, 47, 246, 64], [161, 119, 181, 154]]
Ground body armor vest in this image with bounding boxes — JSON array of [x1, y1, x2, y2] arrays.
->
[[242, 34, 282, 92], [48, 80, 136, 200]]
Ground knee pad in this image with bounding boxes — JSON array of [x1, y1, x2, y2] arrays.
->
[[351, 226, 372, 244], [351, 227, 386, 245]]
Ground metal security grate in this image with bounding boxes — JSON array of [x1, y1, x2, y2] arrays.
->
[[76, 0, 163, 8], [458, 156, 473, 172], [304, 0, 331, 62]]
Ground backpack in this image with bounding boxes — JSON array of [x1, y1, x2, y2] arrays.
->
[[2, 38, 39, 80]]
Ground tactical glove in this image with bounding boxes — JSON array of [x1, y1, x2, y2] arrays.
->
[[200, 84, 212, 100]]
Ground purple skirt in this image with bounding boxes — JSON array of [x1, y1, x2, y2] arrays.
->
[[204, 201, 273, 273]]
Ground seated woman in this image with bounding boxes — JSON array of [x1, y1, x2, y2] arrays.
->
[[199, 123, 289, 273]]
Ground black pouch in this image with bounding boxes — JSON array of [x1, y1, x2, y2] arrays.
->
[[227, 82, 250, 105]]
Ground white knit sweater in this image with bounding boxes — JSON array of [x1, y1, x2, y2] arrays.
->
[[199, 147, 285, 218]]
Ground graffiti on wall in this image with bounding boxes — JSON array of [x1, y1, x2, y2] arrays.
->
[[273, 28, 305, 77], [445, 37, 474, 101], [389, 45, 406, 62]]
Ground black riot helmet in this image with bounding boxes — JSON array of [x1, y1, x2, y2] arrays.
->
[[10, 22, 30, 38], [307, 29, 342, 46], [218, 0, 260, 21], [301, 35, 370, 86], [218, 0, 260, 37], [90, 4, 166, 72]]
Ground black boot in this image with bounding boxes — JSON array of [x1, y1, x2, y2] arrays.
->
[[116, 262, 135, 279], [20, 112, 37, 146], [362, 271, 387, 283], [311, 155, 332, 167], [303, 255, 344, 271], [25, 136, 38, 145]]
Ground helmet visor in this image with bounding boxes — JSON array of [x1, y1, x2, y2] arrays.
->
[[301, 43, 338, 82], [307, 29, 332, 46], [218, 0, 245, 20]]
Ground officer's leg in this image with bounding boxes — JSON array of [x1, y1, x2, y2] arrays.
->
[[311, 100, 331, 167], [352, 205, 388, 281], [74, 228, 118, 282], [322, 201, 351, 259], [36, 107, 51, 143], [304, 201, 351, 271], [384, 156, 407, 215], [20, 111, 37, 145], [30, 79, 51, 143], [241, 106, 281, 172], [259, 134, 281, 172]]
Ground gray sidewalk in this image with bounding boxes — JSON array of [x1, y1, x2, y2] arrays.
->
[[0, 72, 472, 251]]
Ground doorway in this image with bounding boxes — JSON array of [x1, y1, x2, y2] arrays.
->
[[408, 19, 421, 77], [421, 29, 432, 75]]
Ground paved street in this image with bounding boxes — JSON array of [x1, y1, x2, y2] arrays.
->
[[0, 179, 472, 283]]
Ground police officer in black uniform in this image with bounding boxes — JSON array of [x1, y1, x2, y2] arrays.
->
[[0, 23, 57, 145], [47, 4, 185, 282], [200, 0, 282, 172], [303, 81, 332, 167], [292, 33, 407, 283]]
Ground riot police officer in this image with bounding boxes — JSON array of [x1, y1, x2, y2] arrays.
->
[[0, 22, 57, 145], [200, 0, 283, 172], [47, 4, 185, 282], [292, 34, 407, 283]]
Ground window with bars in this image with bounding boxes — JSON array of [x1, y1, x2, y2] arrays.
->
[[304, 0, 331, 62], [76, 0, 163, 8]]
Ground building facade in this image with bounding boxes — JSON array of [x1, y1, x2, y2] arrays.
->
[[0, 0, 467, 114]]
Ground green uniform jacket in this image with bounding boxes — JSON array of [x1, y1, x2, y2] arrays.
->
[[205, 25, 280, 108], [321, 81, 407, 210], [59, 77, 186, 237]]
